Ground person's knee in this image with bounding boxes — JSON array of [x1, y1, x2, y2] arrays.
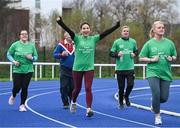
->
[[127, 80, 134, 87], [85, 87, 92, 93], [160, 97, 168, 103], [127, 84, 134, 88]]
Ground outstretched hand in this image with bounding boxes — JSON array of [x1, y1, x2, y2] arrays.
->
[[116, 21, 120, 27], [56, 16, 62, 22]]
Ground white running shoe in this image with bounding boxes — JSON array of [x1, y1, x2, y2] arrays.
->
[[86, 108, 94, 117], [8, 95, 15, 105], [155, 115, 162, 125], [63, 105, 69, 109], [19, 104, 27, 112], [70, 101, 76, 113]]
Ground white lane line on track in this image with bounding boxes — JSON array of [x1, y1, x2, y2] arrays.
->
[[114, 84, 180, 117], [26, 88, 157, 128], [0, 92, 11, 95], [25, 91, 77, 128], [79, 89, 157, 128]]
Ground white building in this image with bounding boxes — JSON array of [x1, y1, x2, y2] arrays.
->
[[9, 0, 62, 47], [21, 0, 62, 18]]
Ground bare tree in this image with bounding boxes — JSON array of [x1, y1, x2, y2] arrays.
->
[[70, 0, 94, 10], [134, 0, 178, 38], [40, 10, 61, 48], [108, 0, 138, 23]]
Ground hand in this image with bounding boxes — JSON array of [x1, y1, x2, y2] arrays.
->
[[56, 16, 62, 22], [13, 60, 20, 66], [172, 56, 177, 60], [131, 52, 135, 58], [151, 56, 159, 62], [25, 54, 33, 60], [61, 51, 68, 56], [116, 21, 120, 27], [166, 56, 173, 62], [118, 51, 123, 57]]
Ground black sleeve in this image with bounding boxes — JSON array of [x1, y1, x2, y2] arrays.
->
[[133, 49, 138, 56], [109, 51, 119, 58], [56, 19, 75, 39], [99, 21, 120, 40]]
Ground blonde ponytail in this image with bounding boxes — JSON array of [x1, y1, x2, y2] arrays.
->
[[149, 28, 154, 38]]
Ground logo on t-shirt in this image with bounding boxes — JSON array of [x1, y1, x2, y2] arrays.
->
[[151, 47, 158, 53]]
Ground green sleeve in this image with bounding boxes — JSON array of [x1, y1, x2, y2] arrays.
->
[[111, 40, 117, 52], [73, 34, 78, 44], [139, 42, 149, 57], [94, 34, 100, 43], [170, 42, 177, 57]]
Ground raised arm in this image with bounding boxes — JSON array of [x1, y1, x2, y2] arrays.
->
[[56, 16, 75, 39], [100, 21, 120, 40]]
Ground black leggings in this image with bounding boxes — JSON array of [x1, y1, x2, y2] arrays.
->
[[12, 72, 33, 105], [116, 70, 135, 103]]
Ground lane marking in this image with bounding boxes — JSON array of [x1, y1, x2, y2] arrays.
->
[[25, 88, 157, 127], [25, 91, 77, 128], [114, 85, 180, 117]]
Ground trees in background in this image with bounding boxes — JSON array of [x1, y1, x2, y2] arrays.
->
[[0, 0, 179, 79], [30, 0, 180, 63], [0, 0, 179, 63]]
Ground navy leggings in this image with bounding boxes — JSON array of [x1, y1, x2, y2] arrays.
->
[[72, 70, 94, 108]]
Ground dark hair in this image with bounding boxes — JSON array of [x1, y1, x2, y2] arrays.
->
[[19, 30, 28, 36], [80, 21, 90, 29]]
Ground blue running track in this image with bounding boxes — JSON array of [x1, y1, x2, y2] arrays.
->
[[0, 79, 180, 127]]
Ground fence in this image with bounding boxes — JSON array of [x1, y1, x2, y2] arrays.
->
[[0, 62, 180, 81]]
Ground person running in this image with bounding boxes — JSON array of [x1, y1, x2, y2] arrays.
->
[[7, 30, 38, 112], [139, 21, 177, 125], [110, 25, 138, 109], [56, 16, 120, 117], [53, 32, 75, 109]]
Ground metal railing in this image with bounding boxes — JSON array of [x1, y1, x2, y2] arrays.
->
[[0, 62, 180, 81]]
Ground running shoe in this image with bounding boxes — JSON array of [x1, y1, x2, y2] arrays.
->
[[63, 105, 69, 109], [70, 101, 76, 113], [118, 101, 124, 109], [19, 104, 27, 112], [155, 115, 162, 125], [125, 97, 131, 106], [86, 108, 94, 117], [8, 95, 15, 105]]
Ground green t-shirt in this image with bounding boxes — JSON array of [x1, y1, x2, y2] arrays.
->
[[111, 38, 138, 70], [139, 38, 177, 81], [8, 40, 38, 73], [73, 34, 100, 71]]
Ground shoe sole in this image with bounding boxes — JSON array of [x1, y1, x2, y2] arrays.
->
[[155, 122, 162, 125], [19, 110, 27, 112]]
